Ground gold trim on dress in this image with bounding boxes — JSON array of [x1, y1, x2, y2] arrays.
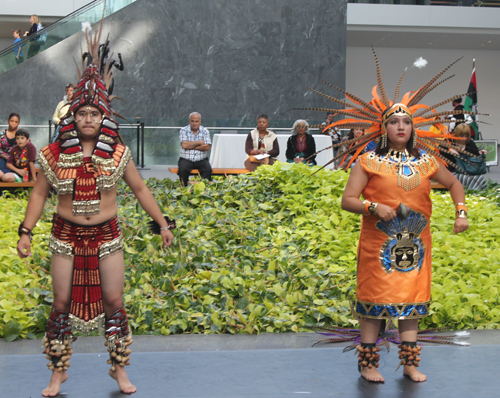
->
[[48, 235, 73, 258], [69, 312, 105, 334], [99, 235, 124, 259]]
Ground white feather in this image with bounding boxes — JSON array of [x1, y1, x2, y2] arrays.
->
[[455, 331, 470, 337], [453, 341, 470, 346], [413, 57, 428, 69], [81, 21, 92, 33]]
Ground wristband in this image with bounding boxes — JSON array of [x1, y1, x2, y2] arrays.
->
[[455, 203, 467, 219], [362, 200, 378, 216], [18, 221, 33, 240]]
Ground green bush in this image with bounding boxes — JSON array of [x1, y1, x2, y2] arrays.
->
[[1, 163, 500, 340]]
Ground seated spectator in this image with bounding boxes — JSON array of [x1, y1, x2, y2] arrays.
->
[[338, 127, 377, 168], [0, 113, 21, 171], [13, 29, 24, 64], [320, 112, 342, 144], [244, 114, 279, 172], [0, 129, 37, 182], [440, 123, 487, 190], [178, 112, 212, 187], [285, 119, 316, 165], [52, 83, 74, 125]]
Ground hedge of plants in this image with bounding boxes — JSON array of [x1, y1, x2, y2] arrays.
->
[[2, 162, 500, 341]]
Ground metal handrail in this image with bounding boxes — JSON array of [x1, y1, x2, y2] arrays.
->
[[0, 0, 102, 58]]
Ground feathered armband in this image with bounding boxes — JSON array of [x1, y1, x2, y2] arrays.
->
[[147, 216, 176, 234]]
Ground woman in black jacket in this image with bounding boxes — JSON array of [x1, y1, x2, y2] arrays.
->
[[23, 15, 41, 59], [286, 119, 317, 165]]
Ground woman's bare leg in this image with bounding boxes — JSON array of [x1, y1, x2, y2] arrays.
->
[[399, 319, 426, 382], [42, 254, 73, 397], [99, 252, 136, 394], [359, 318, 385, 382]]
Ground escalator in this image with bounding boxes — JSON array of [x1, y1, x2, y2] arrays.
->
[[0, 0, 136, 75]]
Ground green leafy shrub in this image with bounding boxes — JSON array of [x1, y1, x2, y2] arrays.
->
[[1, 164, 500, 340]]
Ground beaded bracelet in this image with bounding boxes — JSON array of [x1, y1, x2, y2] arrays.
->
[[455, 203, 468, 219], [18, 221, 33, 240]]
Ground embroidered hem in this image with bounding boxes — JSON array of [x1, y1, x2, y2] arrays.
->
[[356, 300, 430, 320]]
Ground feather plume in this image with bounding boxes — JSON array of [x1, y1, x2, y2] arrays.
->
[[371, 46, 390, 106], [81, 21, 92, 33], [413, 92, 477, 118], [295, 108, 380, 122], [319, 80, 380, 115], [393, 67, 408, 104], [418, 74, 455, 99], [306, 87, 378, 119], [147, 217, 176, 234], [407, 57, 463, 107], [413, 57, 428, 69]]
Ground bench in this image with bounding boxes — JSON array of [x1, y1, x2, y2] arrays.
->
[[0, 168, 39, 189], [168, 167, 249, 175]]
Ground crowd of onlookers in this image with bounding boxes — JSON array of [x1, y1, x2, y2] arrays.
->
[[2, 89, 487, 188], [176, 99, 488, 186]]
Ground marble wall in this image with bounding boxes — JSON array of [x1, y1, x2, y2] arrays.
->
[[0, 0, 346, 163]]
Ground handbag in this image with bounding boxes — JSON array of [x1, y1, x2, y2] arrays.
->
[[454, 153, 487, 176]]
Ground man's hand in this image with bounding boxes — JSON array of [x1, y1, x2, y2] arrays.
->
[[17, 234, 32, 258], [161, 229, 174, 247], [453, 218, 469, 234]]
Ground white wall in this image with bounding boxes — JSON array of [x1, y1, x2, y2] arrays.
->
[[0, 0, 91, 16], [346, 46, 499, 139]]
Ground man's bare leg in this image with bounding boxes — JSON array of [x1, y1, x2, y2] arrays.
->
[[399, 319, 427, 382], [100, 252, 136, 394], [359, 318, 385, 382], [42, 254, 73, 397]]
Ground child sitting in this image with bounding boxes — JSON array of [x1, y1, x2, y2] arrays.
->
[[1, 129, 37, 182]]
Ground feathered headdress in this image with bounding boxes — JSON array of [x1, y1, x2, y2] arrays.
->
[[56, 14, 124, 173], [300, 48, 487, 171]]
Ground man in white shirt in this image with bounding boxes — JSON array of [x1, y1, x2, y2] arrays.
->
[[178, 112, 212, 186]]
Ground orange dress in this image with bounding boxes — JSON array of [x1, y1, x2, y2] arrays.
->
[[356, 149, 440, 319]]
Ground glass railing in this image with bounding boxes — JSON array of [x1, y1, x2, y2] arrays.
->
[[0, 0, 137, 76], [0, 120, 340, 168], [348, 0, 496, 6]]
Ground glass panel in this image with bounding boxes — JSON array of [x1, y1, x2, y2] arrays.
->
[[0, 119, 348, 167], [0, 0, 137, 76]]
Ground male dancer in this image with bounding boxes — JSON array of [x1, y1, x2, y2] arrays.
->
[[17, 29, 174, 397]]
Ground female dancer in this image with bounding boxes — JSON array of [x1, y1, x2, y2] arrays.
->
[[306, 52, 478, 383], [341, 104, 468, 382]]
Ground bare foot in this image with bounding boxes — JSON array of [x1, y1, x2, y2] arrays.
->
[[360, 367, 385, 383], [42, 370, 68, 397], [403, 365, 427, 382], [109, 366, 137, 394]]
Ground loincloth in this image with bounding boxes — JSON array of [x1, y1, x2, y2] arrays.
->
[[48, 214, 124, 333]]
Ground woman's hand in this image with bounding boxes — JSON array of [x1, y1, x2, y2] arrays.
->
[[479, 150, 488, 155], [294, 157, 301, 163], [453, 218, 469, 234], [376, 203, 397, 221], [17, 234, 32, 258]]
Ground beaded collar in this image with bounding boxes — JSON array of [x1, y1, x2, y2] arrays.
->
[[365, 149, 439, 191]]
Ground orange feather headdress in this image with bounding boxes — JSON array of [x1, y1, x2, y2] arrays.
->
[[299, 49, 486, 170]]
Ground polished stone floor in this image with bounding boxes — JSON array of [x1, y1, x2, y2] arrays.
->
[[1, 331, 498, 398]]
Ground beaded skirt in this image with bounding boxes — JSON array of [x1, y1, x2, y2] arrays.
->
[[49, 214, 124, 333]]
